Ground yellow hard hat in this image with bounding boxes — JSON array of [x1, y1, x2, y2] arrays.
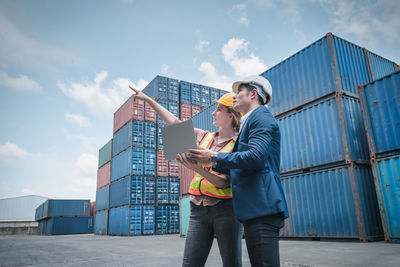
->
[[214, 92, 235, 107]]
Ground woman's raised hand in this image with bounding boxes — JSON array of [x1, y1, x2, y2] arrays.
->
[[129, 85, 150, 101]]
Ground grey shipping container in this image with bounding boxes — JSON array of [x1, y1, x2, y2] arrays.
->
[[261, 33, 397, 116]]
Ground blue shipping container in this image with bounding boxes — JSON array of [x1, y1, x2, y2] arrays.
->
[[279, 95, 370, 173], [191, 83, 201, 106], [156, 205, 169, 234], [169, 178, 180, 204], [156, 99, 169, 123], [366, 51, 397, 81], [191, 102, 218, 133], [40, 217, 93, 235], [95, 186, 109, 211], [157, 177, 169, 204], [110, 176, 143, 208], [129, 205, 142, 235], [210, 88, 219, 102], [109, 206, 129, 235], [157, 122, 166, 149], [261, 33, 396, 116], [169, 101, 179, 118], [201, 86, 211, 107], [36, 199, 90, 220], [144, 148, 156, 176], [143, 177, 156, 204], [371, 154, 400, 243], [169, 205, 180, 234], [111, 147, 143, 182], [358, 71, 400, 158], [144, 122, 156, 148], [168, 78, 179, 102], [143, 205, 155, 234], [180, 81, 191, 104], [142, 75, 168, 99], [94, 210, 108, 235], [112, 121, 144, 157], [281, 164, 382, 241]]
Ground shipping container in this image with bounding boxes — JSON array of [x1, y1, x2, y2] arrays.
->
[[169, 205, 179, 234], [210, 88, 220, 102], [169, 178, 180, 204], [110, 176, 143, 208], [108, 205, 129, 235], [168, 78, 179, 102], [180, 195, 190, 237], [112, 121, 144, 157], [142, 75, 168, 100], [260, 33, 397, 116], [111, 147, 143, 182], [358, 71, 400, 159], [39, 217, 93, 235], [191, 84, 201, 105], [365, 50, 397, 81], [278, 95, 370, 174], [129, 205, 142, 235], [144, 101, 156, 122], [90, 202, 95, 216], [156, 205, 169, 234], [191, 105, 201, 117], [281, 164, 382, 241], [201, 86, 211, 107], [98, 139, 112, 168], [97, 162, 111, 190], [142, 205, 155, 234], [95, 186, 109, 211], [180, 81, 191, 104], [191, 102, 218, 133], [219, 89, 229, 99], [169, 162, 180, 177], [157, 178, 169, 204], [157, 122, 166, 149], [371, 154, 400, 243], [94, 210, 108, 235], [169, 101, 180, 118], [157, 150, 169, 177], [35, 199, 90, 221], [144, 148, 156, 176], [180, 103, 192, 121], [156, 99, 169, 123], [143, 177, 156, 204], [180, 166, 194, 196], [113, 95, 144, 133], [144, 122, 156, 148]]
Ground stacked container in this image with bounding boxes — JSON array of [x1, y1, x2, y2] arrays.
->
[[358, 71, 400, 243], [258, 33, 398, 242], [36, 200, 93, 235], [96, 75, 228, 236]]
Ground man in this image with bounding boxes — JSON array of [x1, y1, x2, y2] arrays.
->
[[188, 75, 288, 267]]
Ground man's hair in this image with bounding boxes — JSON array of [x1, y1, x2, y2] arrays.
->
[[241, 84, 266, 105]]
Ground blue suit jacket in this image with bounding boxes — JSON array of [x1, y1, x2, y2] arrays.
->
[[213, 105, 288, 221]]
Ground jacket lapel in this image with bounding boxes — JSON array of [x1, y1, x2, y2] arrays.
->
[[233, 106, 263, 152]]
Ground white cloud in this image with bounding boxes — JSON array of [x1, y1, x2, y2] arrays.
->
[[313, 0, 400, 45], [239, 17, 250, 25], [195, 41, 210, 52], [161, 64, 171, 75], [65, 112, 91, 128], [222, 38, 267, 76], [0, 142, 29, 161], [75, 153, 98, 176], [58, 71, 148, 117], [198, 61, 233, 91], [250, 0, 276, 8], [230, 3, 250, 25], [63, 131, 101, 153], [0, 13, 79, 70], [0, 70, 43, 92], [233, 3, 247, 10], [131, 79, 148, 91], [21, 188, 36, 195]]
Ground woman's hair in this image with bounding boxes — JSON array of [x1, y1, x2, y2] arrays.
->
[[226, 106, 241, 132]]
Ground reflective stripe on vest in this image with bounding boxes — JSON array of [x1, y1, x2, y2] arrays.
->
[[188, 132, 235, 199]]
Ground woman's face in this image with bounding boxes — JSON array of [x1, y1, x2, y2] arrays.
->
[[212, 104, 233, 128]]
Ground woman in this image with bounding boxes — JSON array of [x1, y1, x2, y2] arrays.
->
[[129, 85, 242, 267]]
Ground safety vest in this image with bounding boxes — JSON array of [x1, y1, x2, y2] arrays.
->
[[188, 132, 235, 199]]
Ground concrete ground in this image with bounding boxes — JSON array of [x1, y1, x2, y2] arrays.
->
[[0, 234, 399, 267]]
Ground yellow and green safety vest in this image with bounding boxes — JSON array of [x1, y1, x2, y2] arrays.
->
[[188, 132, 235, 199]]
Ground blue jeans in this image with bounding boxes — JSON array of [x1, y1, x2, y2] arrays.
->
[[182, 199, 242, 267], [243, 213, 284, 267]]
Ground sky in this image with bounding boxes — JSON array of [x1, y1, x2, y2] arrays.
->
[[0, 0, 399, 201]]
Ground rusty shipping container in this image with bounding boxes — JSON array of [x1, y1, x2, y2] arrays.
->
[[113, 96, 144, 133]]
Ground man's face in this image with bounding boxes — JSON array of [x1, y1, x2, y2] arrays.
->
[[233, 85, 253, 112]]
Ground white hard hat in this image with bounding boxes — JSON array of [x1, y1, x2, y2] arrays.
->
[[232, 75, 272, 105]]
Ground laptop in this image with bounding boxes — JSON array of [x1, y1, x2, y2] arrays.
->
[[161, 119, 197, 162]]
